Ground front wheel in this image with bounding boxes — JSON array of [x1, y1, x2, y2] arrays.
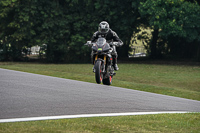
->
[[95, 61, 103, 84]]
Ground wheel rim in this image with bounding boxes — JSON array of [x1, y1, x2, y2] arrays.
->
[[109, 76, 112, 83], [100, 69, 102, 81]]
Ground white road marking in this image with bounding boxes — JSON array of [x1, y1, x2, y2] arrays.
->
[[0, 111, 188, 123]]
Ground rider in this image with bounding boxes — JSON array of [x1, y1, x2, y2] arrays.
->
[[91, 21, 123, 70]]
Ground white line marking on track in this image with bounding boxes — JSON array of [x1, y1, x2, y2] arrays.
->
[[0, 111, 188, 123]]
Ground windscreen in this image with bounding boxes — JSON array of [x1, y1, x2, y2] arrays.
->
[[96, 38, 106, 47]]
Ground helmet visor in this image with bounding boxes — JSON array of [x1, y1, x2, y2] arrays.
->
[[100, 28, 109, 33], [99, 24, 109, 33]]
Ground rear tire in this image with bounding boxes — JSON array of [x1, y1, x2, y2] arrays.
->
[[103, 75, 112, 85], [95, 61, 103, 84]]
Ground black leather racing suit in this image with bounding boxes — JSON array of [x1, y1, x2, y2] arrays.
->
[[91, 29, 123, 67]]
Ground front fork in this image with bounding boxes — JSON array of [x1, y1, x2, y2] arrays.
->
[[94, 55, 106, 64], [93, 55, 106, 73]]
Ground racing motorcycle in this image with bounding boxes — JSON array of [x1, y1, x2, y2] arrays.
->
[[85, 38, 119, 85]]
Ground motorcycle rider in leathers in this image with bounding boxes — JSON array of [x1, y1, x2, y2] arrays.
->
[[91, 21, 123, 70]]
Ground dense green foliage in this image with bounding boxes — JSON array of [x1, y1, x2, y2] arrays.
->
[[0, 0, 141, 62], [0, 0, 200, 62], [139, 0, 200, 59]]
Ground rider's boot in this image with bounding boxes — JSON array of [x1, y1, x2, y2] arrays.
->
[[113, 57, 119, 71], [92, 66, 95, 72]]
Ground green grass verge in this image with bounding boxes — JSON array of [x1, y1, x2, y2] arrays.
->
[[0, 62, 199, 101], [0, 113, 200, 133]]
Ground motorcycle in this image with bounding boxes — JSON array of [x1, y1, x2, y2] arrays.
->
[[85, 38, 119, 85]]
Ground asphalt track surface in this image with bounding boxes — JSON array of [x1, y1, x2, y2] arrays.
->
[[0, 68, 200, 120]]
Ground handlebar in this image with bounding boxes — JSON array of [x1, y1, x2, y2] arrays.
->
[[84, 41, 94, 47], [84, 41, 121, 47], [110, 42, 119, 46]]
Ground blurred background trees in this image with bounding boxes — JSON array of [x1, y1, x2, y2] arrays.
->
[[0, 0, 199, 62], [139, 0, 200, 60]]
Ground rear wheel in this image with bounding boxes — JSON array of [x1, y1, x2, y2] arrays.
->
[[95, 61, 103, 84], [103, 75, 112, 85]]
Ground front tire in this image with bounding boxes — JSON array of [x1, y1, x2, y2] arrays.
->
[[95, 61, 103, 84]]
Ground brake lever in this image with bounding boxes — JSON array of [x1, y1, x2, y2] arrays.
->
[[112, 42, 118, 46], [84, 41, 93, 47]]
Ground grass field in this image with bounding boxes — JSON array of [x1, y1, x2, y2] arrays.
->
[[0, 62, 200, 132], [0, 113, 200, 133]]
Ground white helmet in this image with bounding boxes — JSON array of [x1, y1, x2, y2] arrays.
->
[[98, 21, 110, 33]]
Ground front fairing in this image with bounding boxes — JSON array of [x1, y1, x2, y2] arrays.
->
[[92, 38, 110, 53]]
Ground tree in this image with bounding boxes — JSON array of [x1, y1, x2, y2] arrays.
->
[[139, 0, 200, 60], [1, 0, 143, 62], [0, 0, 19, 60]]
